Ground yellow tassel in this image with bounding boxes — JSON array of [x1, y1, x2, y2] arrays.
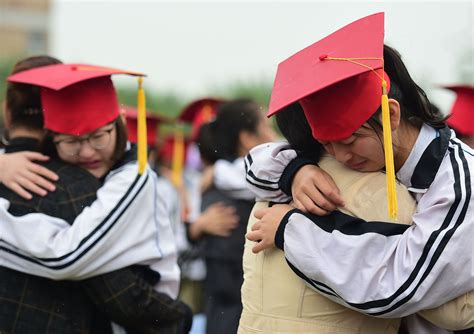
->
[[381, 80, 398, 220], [171, 127, 184, 187], [137, 77, 147, 174]]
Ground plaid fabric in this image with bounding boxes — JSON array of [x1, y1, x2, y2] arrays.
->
[[83, 267, 192, 333], [0, 267, 99, 334], [0, 138, 192, 333]]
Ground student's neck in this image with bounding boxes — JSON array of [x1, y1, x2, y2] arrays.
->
[[9, 127, 43, 141], [394, 123, 421, 172]]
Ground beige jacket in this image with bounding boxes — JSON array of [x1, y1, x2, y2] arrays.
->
[[239, 156, 473, 333]]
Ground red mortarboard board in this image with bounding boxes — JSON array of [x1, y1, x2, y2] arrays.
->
[[269, 12, 399, 220], [179, 98, 223, 140], [268, 12, 387, 141], [124, 106, 169, 145], [179, 97, 222, 123], [7, 63, 145, 136], [444, 85, 474, 136]]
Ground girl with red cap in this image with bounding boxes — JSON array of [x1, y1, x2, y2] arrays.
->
[[244, 12, 473, 332], [240, 102, 472, 333], [0, 63, 192, 332]]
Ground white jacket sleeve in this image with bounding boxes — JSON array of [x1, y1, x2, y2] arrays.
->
[[0, 163, 163, 280], [276, 151, 474, 317], [214, 158, 255, 200], [245, 141, 297, 203]]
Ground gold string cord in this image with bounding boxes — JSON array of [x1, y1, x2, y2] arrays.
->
[[320, 55, 398, 220]]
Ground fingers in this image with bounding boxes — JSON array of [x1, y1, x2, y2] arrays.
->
[[220, 216, 239, 229], [292, 198, 305, 211], [317, 175, 345, 207], [247, 231, 267, 254], [297, 193, 330, 216], [215, 207, 238, 224], [4, 181, 33, 200], [23, 151, 50, 162], [16, 176, 48, 197], [24, 170, 56, 192], [212, 229, 233, 237], [254, 208, 269, 219], [28, 163, 59, 182], [247, 223, 269, 253], [303, 182, 336, 211], [292, 165, 344, 212], [251, 221, 261, 231], [252, 241, 266, 254], [210, 201, 225, 208], [246, 229, 262, 247]]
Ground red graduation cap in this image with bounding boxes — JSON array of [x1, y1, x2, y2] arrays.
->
[[444, 85, 474, 136], [179, 97, 223, 140], [123, 106, 169, 146], [7, 63, 144, 136], [179, 97, 222, 123], [268, 12, 388, 141], [268, 12, 398, 220]]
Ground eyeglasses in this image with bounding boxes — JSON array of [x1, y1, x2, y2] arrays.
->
[[54, 127, 115, 157]]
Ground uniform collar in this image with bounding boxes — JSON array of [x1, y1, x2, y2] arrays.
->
[[5, 137, 40, 153], [109, 141, 136, 172], [397, 124, 451, 193]]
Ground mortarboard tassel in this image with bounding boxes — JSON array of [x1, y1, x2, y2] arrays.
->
[[381, 80, 398, 220], [320, 55, 398, 220], [137, 77, 147, 174], [171, 126, 184, 187]]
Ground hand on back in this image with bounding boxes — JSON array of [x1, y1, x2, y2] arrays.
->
[[197, 202, 239, 237], [291, 164, 344, 215], [0, 151, 58, 199]]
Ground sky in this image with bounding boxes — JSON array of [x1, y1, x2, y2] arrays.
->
[[50, 0, 473, 112]]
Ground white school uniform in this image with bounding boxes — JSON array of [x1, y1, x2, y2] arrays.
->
[[214, 157, 255, 200], [244, 124, 473, 319], [0, 160, 180, 299]]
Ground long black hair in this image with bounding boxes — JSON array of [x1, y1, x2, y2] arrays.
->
[[213, 99, 263, 161], [367, 45, 446, 131], [275, 102, 324, 162], [195, 121, 222, 164]]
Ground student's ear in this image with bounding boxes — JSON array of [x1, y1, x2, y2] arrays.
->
[[388, 98, 401, 131], [2, 101, 12, 129]]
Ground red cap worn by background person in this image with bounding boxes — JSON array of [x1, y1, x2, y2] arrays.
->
[[124, 106, 169, 145], [444, 85, 474, 136], [162, 97, 223, 187], [268, 12, 398, 220], [7, 63, 144, 135], [179, 97, 223, 140]]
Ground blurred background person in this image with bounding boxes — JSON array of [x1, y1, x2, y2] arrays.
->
[[195, 99, 276, 334], [150, 98, 243, 333], [443, 85, 474, 148], [1, 59, 192, 333]]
